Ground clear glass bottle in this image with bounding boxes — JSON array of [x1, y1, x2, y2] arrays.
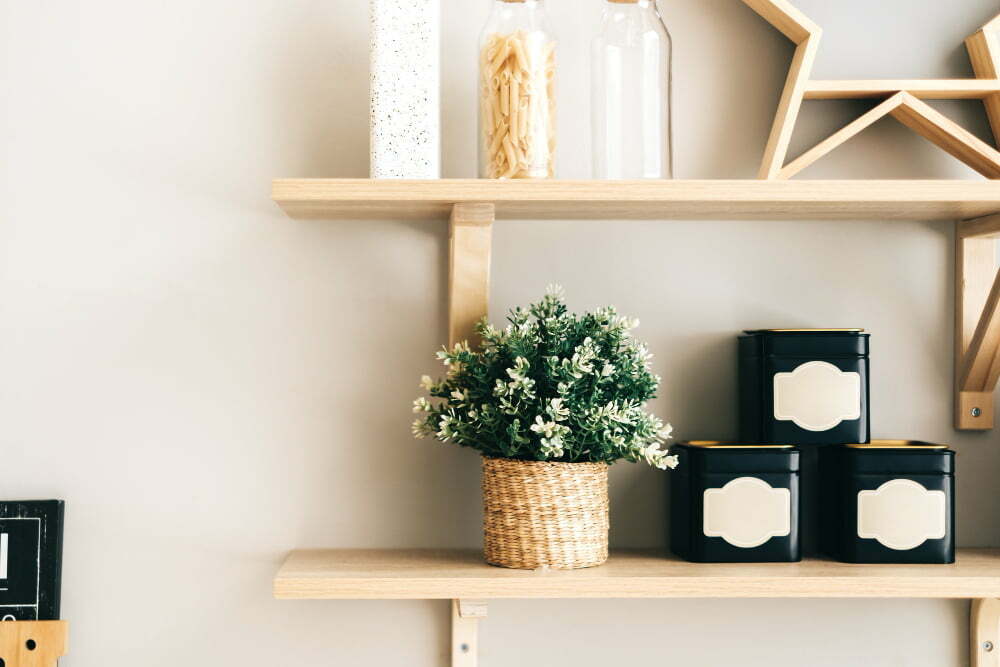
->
[[478, 0, 556, 179], [591, 0, 672, 179]]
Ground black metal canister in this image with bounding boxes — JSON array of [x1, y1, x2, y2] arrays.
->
[[819, 441, 955, 564], [669, 442, 801, 563], [739, 329, 870, 445]]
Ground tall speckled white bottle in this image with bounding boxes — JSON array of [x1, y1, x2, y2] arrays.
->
[[370, 0, 441, 178]]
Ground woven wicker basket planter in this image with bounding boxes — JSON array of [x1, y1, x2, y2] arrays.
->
[[482, 456, 609, 570]]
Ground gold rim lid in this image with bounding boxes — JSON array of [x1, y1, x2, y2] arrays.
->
[[744, 328, 866, 334], [845, 439, 948, 450], [682, 440, 795, 449]]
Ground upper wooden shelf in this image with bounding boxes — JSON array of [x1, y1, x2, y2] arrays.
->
[[274, 548, 1000, 600], [272, 179, 1000, 221]]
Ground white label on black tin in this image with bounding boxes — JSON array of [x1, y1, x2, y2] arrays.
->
[[773, 361, 861, 431], [703, 477, 791, 548], [857, 479, 946, 550]]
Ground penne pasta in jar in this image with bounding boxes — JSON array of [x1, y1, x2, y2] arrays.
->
[[478, 0, 556, 179]]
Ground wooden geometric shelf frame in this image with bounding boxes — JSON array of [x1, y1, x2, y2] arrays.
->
[[742, 0, 1000, 180]]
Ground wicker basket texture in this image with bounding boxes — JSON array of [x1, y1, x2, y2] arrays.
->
[[482, 456, 609, 570]]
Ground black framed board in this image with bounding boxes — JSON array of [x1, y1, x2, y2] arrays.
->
[[0, 500, 64, 620]]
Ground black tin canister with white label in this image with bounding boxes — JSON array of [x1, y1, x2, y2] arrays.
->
[[819, 441, 955, 564], [739, 329, 870, 445], [669, 442, 801, 563]]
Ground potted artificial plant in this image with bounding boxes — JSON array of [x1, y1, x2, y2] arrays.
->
[[412, 287, 677, 570]]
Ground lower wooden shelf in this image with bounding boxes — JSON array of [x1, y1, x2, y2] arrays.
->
[[274, 548, 1000, 600]]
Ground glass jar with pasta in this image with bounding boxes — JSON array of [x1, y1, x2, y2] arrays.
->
[[478, 0, 556, 179]]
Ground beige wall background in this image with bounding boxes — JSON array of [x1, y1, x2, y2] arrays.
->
[[2, 0, 999, 664]]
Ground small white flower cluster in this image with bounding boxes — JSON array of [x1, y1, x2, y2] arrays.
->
[[530, 415, 570, 457], [411, 286, 678, 470]]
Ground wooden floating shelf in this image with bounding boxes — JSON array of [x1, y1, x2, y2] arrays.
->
[[271, 179, 1000, 221], [274, 548, 1000, 600]]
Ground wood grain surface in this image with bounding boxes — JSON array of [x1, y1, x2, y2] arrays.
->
[[274, 548, 1000, 600]]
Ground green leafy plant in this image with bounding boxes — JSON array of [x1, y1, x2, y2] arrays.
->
[[412, 286, 678, 469]]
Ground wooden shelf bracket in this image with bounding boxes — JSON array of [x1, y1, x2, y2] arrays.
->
[[0, 620, 68, 667], [957, 215, 1000, 430], [451, 599, 487, 667], [974, 599, 1000, 667], [448, 203, 494, 348]]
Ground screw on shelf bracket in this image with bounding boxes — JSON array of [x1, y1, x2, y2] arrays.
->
[[974, 599, 1000, 667], [451, 599, 488, 667], [0, 620, 68, 667], [956, 215, 1000, 430]]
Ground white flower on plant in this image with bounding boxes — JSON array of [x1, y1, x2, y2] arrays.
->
[[642, 443, 679, 470], [507, 356, 530, 380], [437, 415, 456, 440], [451, 389, 467, 403], [600, 363, 616, 377], [502, 357, 537, 400], [600, 400, 631, 424], [411, 419, 434, 439], [540, 437, 564, 458], [510, 378, 536, 399], [545, 398, 569, 422], [531, 416, 570, 458], [630, 343, 654, 370], [659, 423, 674, 441], [436, 341, 471, 367], [412, 397, 431, 414], [419, 375, 434, 391], [530, 416, 558, 439]]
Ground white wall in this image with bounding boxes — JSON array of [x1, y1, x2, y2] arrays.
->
[[1, 0, 997, 664]]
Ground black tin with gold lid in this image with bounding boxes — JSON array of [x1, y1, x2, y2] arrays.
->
[[739, 329, 870, 445], [819, 440, 955, 564], [669, 441, 801, 563]]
